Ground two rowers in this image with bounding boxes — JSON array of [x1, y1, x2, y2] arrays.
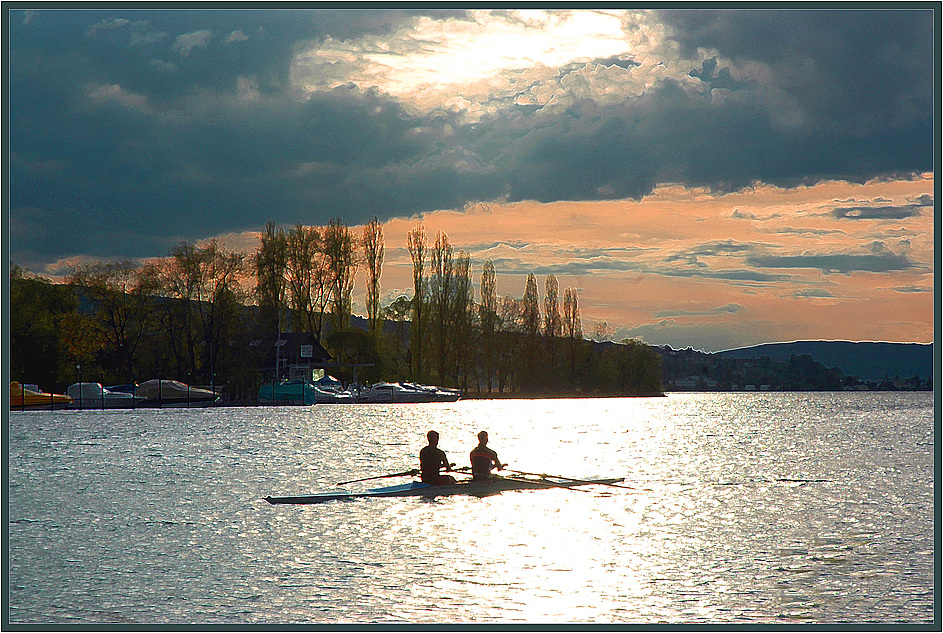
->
[[419, 430, 504, 486]]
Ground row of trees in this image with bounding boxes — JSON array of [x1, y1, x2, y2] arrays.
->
[[10, 218, 663, 398], [12, 239, 255, 397]]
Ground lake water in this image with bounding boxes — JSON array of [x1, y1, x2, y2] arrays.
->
[[6, 392, 935, 624]]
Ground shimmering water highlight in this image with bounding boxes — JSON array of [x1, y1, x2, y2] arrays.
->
[[7, 392, 934, 624]]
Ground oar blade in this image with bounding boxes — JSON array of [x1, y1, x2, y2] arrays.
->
[[504, 468, 634, 490], [334, 468, 419, 486]]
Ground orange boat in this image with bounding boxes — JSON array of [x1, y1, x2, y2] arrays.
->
[[9, 381, 73, 409]]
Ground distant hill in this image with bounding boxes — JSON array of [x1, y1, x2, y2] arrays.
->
[[715, 341, 934, 383]]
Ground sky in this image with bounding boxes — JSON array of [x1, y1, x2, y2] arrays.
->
[[7, 7, 936, 351]]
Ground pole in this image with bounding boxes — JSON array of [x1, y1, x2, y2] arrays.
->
[[210, 340, 215, 408]]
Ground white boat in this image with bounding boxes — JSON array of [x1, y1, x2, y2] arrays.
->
[[356, 382, 436, 403], [135, 379, 220, 406], [313, 386, 358, 404], [252, 375, 461, 406], [402, 382, 461, 402], [356, 381, 462, 403], [311, 375, 357, 403], [66, 382, 147, 409]]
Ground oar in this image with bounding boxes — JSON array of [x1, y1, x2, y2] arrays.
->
[[335, 469, 419, 486], [486, 466, 593, 493], [500, 473, 595, 493], [503, 468, 636, 491], [335, 464, 471, 486]]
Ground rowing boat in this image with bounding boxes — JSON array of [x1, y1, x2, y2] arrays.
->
[[264, 475, 625, 505]]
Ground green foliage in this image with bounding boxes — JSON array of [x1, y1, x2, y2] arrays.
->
[[10, 269, 77, 391], [323, 218, 356, 331], [67, 260, 159, 381], [254, 220, 288, 337], [325, 328, 382, 384]]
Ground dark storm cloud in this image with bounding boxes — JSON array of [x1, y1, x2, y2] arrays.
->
[[747, 253, 918, 274], [829, 193, 932, 220], [664, 240, 757, 267], [659, 268, 791, 283], [658, 9, 933, 138], [10, 9, 469, 268], [654, 303, 745, 318], [831, 204, 925, 220], [793, 289, 836, 299], [487, 255, 644, 277], [772, 227, 848, 237], [8, 9, 935, 272]]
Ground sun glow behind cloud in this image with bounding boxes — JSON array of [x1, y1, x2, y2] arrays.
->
[[291, 10, 700, 120]]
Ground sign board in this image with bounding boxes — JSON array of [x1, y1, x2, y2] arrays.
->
[[300, 344, 314, 358]]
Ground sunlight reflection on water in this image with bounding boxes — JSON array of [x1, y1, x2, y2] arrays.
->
[[7, 393, 934, 624]]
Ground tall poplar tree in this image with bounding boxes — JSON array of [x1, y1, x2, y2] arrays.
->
[[362, 217, 384, 335], [563, 287, 582, 381], [406, 223, 426, 379], [497, 295, 524, 393], [521, 273, 541, 389], [285, 224, 330, 341], [451, 251, 474, 388], [479, 260, 497, 392], [254, 221, 288, 339], [323, 218, 357, 331], [430, 231, 454, 382], [522, 273, 540, 342], [543, 274, 561, 373]]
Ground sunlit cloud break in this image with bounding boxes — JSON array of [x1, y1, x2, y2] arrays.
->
[[291, 10, 704, 121]]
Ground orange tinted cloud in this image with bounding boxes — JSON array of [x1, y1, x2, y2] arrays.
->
[[218, 175, 930, 351], [372, 175, 933, 350]]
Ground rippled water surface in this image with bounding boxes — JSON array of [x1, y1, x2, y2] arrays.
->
[[7, 392, 934, 624]]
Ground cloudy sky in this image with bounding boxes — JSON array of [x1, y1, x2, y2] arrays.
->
[[8, 8, 935, 351]]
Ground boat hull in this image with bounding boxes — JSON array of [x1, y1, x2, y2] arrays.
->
[[264, 476, 625, 504], [9, 382, 72, 410]]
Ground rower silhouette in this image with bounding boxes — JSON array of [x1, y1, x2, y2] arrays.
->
[[419, 430, 456, 485], [470, 431, 504, 480]]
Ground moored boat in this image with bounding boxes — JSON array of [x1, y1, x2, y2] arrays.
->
[[256, 376, 461, 405], [66, 382, 147, 409], [9, 381, 72, 410], [258, 380, 318, 405], [356, 381, 437, 403], [264, 474, 625, 504], [135, 379, 220, 406], [354, 381, 462, 403]]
